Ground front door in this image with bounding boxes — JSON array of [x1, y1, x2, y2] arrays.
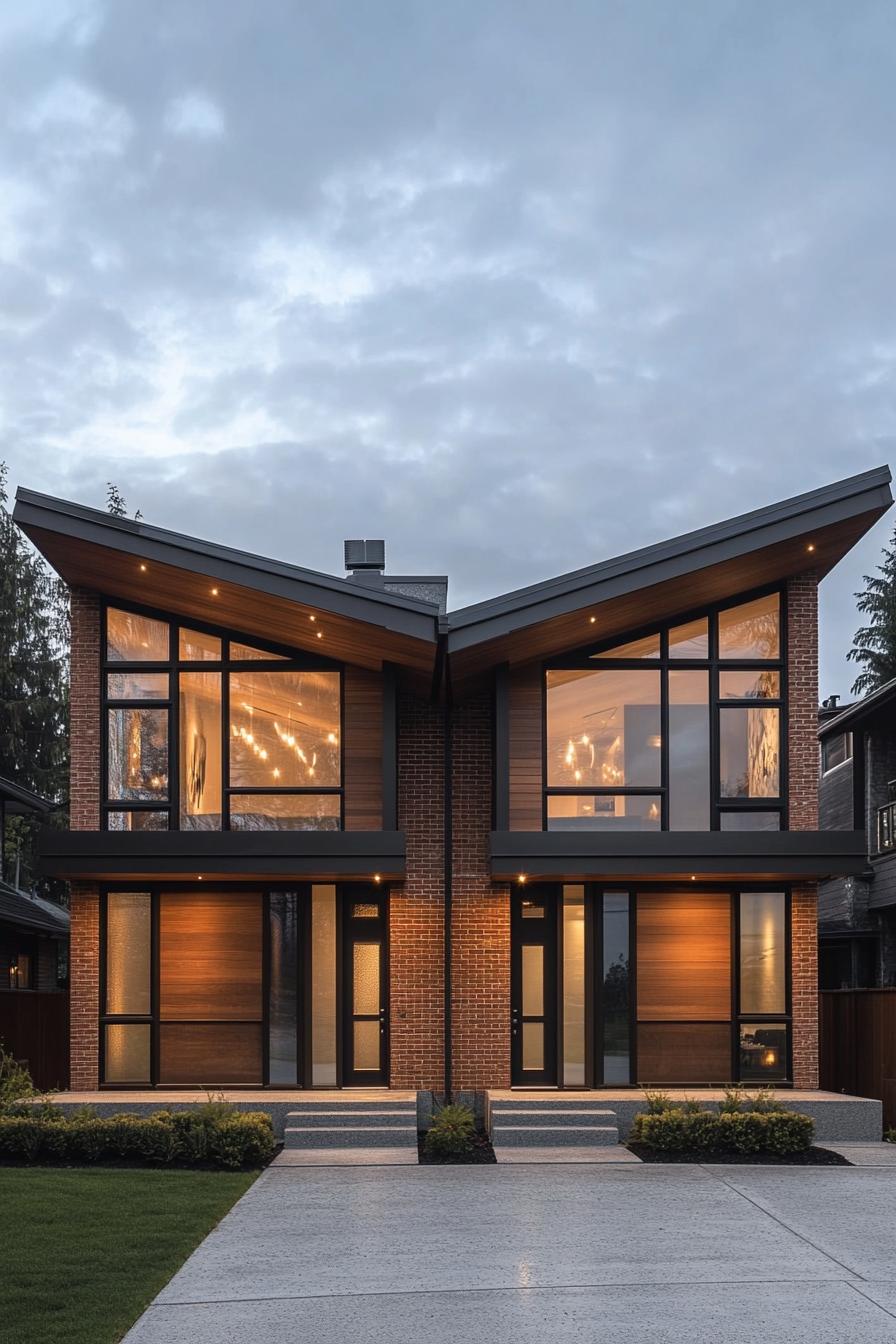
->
[[511, 887, 558, 1085], [341, 888, 389, 1085]]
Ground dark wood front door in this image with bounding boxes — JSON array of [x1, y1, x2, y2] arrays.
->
[[341, 889, 389, 1086], [511, 887, 558, 1086]]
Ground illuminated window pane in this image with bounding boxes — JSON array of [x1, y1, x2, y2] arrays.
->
[[107, 672, 169, 700], [106, 892, 151, 1015], [353, 1020, 380, 1071], [107, 609, 169, 662], [230, 642, 287, 661], [311, 885, 337, 1086], [269, 892, 299, 1085], [352, 903, 378, 918], [179, 628, 222, 661], [180, 672, 222, 830], [669, 669, 709, 830], [522, 944, 544, 1016], [718, 594, 780, 660], [353, 943, 380, 1016], [740, 892, 785, 1014], [107, 810, 168, 831], [229, 670, 340, 787], [591, 632, 660, 659], [229, 793, 340, 831], [522, 1022, 544, 1071], [669, 618, 709, 659], [104, 1023, 151, 1084], [562, 886, 585, 1086], [720, 706, 780, 797], [547, 794, 660, 830], [546, 668, 661, 788], [739, 1022, 788, 1082], [720, 670, 781, 700], [108, 708, 168, 801]]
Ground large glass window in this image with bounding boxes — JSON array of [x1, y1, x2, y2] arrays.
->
[[544, 590, 784, 830], [739, 892, 785, 1014], [102, 605, 342, 830]]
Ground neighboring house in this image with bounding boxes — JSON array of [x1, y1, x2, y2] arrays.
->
[[0, 776, 69, 1089], [12, 466, 892, 1096], [818, 680, 896, 989]]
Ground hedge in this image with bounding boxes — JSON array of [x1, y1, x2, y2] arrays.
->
[[630, 1107, 814, 1155], [0, 1109, 276, 1169]]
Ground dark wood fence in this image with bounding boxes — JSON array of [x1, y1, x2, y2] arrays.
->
[[820, 989, 896, 1130], [0, 992, 69, 1091]]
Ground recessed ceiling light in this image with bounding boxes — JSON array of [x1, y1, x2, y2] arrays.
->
[[309, 615, 316, 622], [139, 563, 147, 573], [211, 587, 219, 596], [807, 544, 815, 553], [373, 873, 381, 884], [316, 630, 323, 639], [589, 616, 596, 624], [518, 873, 527, 885]]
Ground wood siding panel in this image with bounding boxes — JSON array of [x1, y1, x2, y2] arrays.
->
[[159, 892, 262, 1021], [509, 664, 543, 831], [159, 1023, 263, 1085], [344, 666, 383, 831], [637, 891, 731, 1021], [637, 1023, 732, 1084]]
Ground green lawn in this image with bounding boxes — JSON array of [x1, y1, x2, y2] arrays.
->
[[0, 1167, 257, 1344]]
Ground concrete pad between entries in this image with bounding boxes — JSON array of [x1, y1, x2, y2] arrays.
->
[[125, 1280, 896, 1344], [822, 1143, 896, 1166], [495, 1145, 641, 1163], [271, 1147, 417, 1166]]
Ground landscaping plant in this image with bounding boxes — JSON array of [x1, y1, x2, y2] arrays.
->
[[424, 1102, 476, 1157]]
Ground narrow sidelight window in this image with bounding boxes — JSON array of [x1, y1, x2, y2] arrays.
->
[[108, 707, 169, 801], [739, 892, 785, 1014], [105, 892, 151, 1016], [668, 670, 709, 830], [311, 884, 338, 1086], [562, 886, 586, 1086], [602, 893, 630, 1083], [269, 893, 300, 1085]]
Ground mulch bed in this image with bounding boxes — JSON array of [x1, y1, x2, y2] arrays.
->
[[627, 1144, 851, 1165], [418, 1131, 497, 1164]]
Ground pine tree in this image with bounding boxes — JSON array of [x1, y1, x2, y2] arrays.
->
[[106, 482, 127, 516], [0, 464, 70, 892], [848, 524, 896, 696]]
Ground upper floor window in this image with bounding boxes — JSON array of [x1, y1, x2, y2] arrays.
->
[[545, 591, 784, 832], [103, 605, 341, 832], [821, 732, 852, 775]]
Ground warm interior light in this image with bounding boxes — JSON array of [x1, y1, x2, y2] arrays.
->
[[761, 1048, 778, 1068], [197, 875, 203, 881]]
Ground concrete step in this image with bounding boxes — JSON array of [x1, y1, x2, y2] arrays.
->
[[490, 1098, 616, 1113], [285, 1109, 416, 1129], [285, 1100, 416, 1114], [492, 1108, 617, 1127], [285, 1125, 418, 1150], [492, 1125, 620, 1148]]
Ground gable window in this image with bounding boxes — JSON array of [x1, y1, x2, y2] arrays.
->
[[102, 605, 342, 831], [544, 590, 784, 831], [821, 732, 852, 775]]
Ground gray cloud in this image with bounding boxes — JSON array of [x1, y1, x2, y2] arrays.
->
[[1, 0, 894, 698]]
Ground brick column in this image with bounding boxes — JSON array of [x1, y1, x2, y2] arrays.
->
[[452, 694, 511, 1090], [69, 884, 100, 1089], [787, 574, 819, 831], [68, 589, 101, 1088], [389, 693, 444, 1090], [791, 883, 819, 1088]]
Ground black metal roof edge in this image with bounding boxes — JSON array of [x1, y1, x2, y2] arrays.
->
[[818, 675, 896, 739], [13, 488, 441, 637], [0, 881, 70, 933], [38, 829, 405, 857], [447, 466, 893, 635], [0, 774, 55, 813], [490, 830, 866, 858]]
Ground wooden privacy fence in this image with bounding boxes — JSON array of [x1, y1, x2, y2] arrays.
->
[[820, 989, 896, 1131], [0, 991, 69, 1091]]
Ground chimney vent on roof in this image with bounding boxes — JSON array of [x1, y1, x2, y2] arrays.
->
[[344, 539, 386, 579], [822, 694, 841, 709]]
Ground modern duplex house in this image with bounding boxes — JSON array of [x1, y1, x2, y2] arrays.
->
[[13, 466, 892, 1097], [819, 679, 896, 988]]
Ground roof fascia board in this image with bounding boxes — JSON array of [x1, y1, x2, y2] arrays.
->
[[14, 490, 439, 643], [818, 676, 896, 739]]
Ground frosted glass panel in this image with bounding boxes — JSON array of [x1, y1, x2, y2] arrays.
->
[[353, 1020, 380, 1071], [108, 708, 168, 800], [104, 1023, 151, 1084], [739, 892, 785, 1014], [522, 944, 543, 1016], [179, 673, 222, 830], [269, 892, 299, 1085], [562, 886, 585, 1086], [179, 628, 221, 661], [107, 609, 169, 662], [522, 1022, 544, 1071], [106, 892, 151, 1016], [353, 943, 380, 1016], [311, 885, 337, 1086], [107, 672, 169, 700]]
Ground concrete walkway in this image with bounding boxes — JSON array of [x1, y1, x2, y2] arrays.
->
[[124, 1164, 896, 1342]]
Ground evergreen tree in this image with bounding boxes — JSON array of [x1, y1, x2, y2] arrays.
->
[[848, 524, 896, 696], [0, 464, 69, 892], [106, 482, 127, 516]]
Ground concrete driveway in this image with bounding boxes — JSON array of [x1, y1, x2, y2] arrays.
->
[[125, 1164, 896, 1342]]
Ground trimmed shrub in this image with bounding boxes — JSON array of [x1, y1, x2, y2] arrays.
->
[[424, 1103, 475, 1157], [630, 1108, 692, 1151], [0, 1107, 275, 1168], [764, 1111, 813, 1154], [631, 1105, 814, 1156]]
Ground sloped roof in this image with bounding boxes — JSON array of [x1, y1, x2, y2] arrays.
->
[[0, 880, 69, 935], [0, 776, 55, 815], [818, 675, 896, 739]]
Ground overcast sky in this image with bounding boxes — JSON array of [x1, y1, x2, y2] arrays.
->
[[1, 2, 894, 698]]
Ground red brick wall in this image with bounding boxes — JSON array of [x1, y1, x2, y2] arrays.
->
[[791, 882, 819, 1088], [451, 694, 511, 1090], [69, 884, 100, 1089], [786, 574, 819, 831], [390, 693, 444, 1090], [70, 588, 101, 831]]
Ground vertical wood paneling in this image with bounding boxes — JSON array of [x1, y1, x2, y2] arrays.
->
[[508, 664, 543, 831], [344, 666, 383, 830]]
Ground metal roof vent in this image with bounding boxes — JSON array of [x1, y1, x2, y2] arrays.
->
[[344, 539, 385, 575]]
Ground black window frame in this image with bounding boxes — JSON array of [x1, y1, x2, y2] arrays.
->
[[542, 584, 787, 832], [100, 599, 345, 832], [821, 731, 853, 776]]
